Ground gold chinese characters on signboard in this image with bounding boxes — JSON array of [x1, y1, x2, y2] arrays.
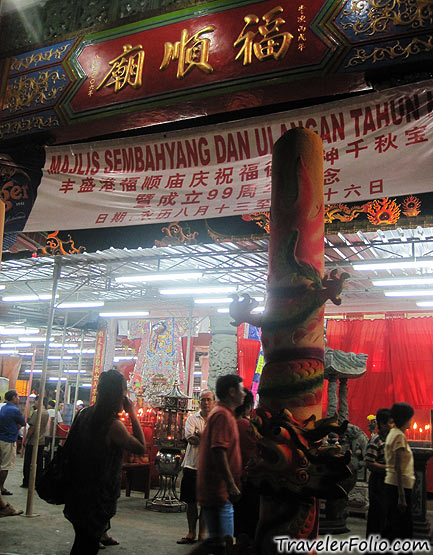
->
[[94, 6, 295, 92], [160, 26, 215, 79], [96, 44, 145, 93], [234, 6, 293, 65]]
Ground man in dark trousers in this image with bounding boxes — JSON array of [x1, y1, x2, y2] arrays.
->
[[22, 396, 49, 488], [365, 407, 392, 537], [196, 374, 246, 553]]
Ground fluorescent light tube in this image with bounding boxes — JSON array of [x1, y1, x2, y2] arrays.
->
[[353, 260, 433, 271], [49, 343, 79, 348], [217, 308, 230, 313], [1, 342, 30, 348], [0, 285, 5, 290], [113, 356, 137, 362], [57, 301, 104, 309], [372, 277, 433, 287], [63, 369, 86, 373], [20, 336, 53, 342], [252, 306, 265, 313], [194, 297, 233, 304], [0, 327, 40, 335], [25, 370, 42, 373], [80, 384, 92, 388], [99, 311, 149, 318], [48, 377, 67, 381], [17, 353, 34, 356], [2, 294, 57, 302], [416, 301, 433, 307], [160, 286, 236, 295], [384, 290, 433, 297], [0, 350, 19, 354], [67, 349, 95, 354], [47, 355, 73, 360], [115, 272, 203, 283]]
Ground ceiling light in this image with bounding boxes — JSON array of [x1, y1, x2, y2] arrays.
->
[[2, 294, 57, 302], [48, 377, 67, 381], [0, 285, 5, 290], [63, 369, 86, 373], [252, 306, 265, 313], [115, 272, 203, 283], [47, 355, 73, 360], [25, 369, 42, 373], [160, 286, 236, 295], [0, 327, 40, 335], [20, 336, 53, 342], [217, 308, 230, 313], [57, 301, 105, 309], [99, 311, 149, 318], [67, 349, 95, 354], [80, 384, 92, 387], [353, 259, 433, 271], [0, 350, 19, 355], [1, 342, 29, 348], [194, 297, 233, 304], [416, 301, 433, 307], [384, 290, 433, 297], [17, 353, 34, 356], [113, 356, 137, 361], [372, 277, 433, 287], [50, 343, 79, 348]]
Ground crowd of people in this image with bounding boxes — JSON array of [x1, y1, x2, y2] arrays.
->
[[0, 373, 420, 554]]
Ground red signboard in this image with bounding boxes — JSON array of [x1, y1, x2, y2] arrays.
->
[[90, 328, 106, 405], [69, 1, 327, 115]]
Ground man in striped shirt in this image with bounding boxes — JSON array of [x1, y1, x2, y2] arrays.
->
[[365, 408, 392, 538]]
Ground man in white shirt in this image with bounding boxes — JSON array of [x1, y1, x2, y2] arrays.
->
[[177, 390, 215, 545]]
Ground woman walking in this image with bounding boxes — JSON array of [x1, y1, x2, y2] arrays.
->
[[64, 369, 146, 554]]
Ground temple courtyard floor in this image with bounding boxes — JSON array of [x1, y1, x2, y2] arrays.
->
[[0, 458, 431, 554]]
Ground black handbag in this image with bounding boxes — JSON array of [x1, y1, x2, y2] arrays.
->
[[36, 444, 70, 504]]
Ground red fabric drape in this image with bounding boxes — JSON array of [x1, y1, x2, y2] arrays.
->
[[237, 325, 261, 390], [327, 317, 433, 492]]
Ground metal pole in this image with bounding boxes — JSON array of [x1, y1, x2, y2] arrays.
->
[[25, 256, 61, 517], [72, 330, 84, 412], [20, 345, 37, 456], [185, 304, 194, 400], [50, 313, 68, 459]]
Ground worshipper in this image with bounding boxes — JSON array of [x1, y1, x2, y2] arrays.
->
[[0, 390, 25, 510], [47, 399, 63, 425], [365, 408, 392, 537], [196, 374, 245, 553], [177, 389, 215, 545], [64, 368, 146, 554], [233, 388, 259, 542], [22, 396, 49, 488], [383, 402, 415, 542]]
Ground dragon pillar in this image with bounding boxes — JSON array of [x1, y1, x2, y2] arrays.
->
[[230, 128, 350, 553]]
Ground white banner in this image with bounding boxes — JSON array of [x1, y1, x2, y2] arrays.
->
[[25, 80, 433, 232]]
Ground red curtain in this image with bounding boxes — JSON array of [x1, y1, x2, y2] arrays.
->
[[326, 317, 433, 429], [237, 325, 261, 390], [326, 316, 433, 490]]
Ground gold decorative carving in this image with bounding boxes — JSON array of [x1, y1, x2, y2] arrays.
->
[[324, 203, 369, 223], [154, 221, 198, 246], [9, 44, 71, 72], [0, 115, 59, 139], [366, 197, 401, 225], [345, 35, 433, 67], [242, 212, 270, 233], [341, 0, 433, 36], [41, 231, 85, 256], [4, 70, 66, 113]]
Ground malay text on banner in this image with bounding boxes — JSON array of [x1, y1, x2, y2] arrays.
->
[[24, 80, 433, 232]]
